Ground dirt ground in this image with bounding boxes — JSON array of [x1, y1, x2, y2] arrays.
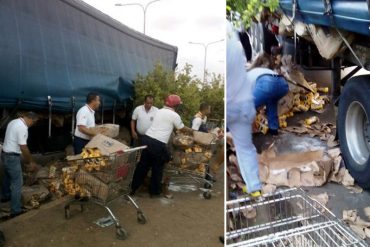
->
[[0, 168, 224, 247]]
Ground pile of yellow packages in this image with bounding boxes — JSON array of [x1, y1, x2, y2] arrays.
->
[[255, 82, 329, 134], [62, 147, 109, 197]]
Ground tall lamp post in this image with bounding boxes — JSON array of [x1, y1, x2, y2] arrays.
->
[[115, 0, 161, 34], [189, 39, 224, 82]]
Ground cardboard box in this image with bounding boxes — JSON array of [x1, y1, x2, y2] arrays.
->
[[193, 131, 217, 146], [85, 134, 129, 156], [21, 185, 50, 205], [92, 124, 120, 138]]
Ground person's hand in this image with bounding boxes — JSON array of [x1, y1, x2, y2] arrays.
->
[[26, 162, 40, 173], [217, 128, 224, 139], [226, 132, 234, 147], [99, 127, 108, 135], [132, 131, 138, 140]]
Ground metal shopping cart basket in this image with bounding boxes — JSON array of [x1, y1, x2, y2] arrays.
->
[[226, 188, 368, 247], [62, 146, 146, 240], [165, 138, 221, 199]]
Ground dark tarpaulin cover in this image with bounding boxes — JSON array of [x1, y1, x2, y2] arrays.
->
[[0, 0, 178, 112]]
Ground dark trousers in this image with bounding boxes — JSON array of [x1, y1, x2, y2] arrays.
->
[[73, 136, 89, 155], [131, 135, 170, 195], [131, 134, 144, 147], [1, 153, 22, 214]]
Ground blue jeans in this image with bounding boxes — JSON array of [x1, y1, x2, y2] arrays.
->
[[253, 75, 289, 130], [227, 100, 261, 193], [1, 154, 23, 214]]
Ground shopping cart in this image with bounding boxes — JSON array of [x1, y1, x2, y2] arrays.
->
[[226, 188, 368, 247], [63, 146, 147, 240], [165, 139, 222, 199]]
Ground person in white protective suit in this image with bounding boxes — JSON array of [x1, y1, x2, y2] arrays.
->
[[226, 21, 261, 197]]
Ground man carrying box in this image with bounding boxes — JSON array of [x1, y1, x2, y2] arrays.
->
[[73, 92, 101, 154]]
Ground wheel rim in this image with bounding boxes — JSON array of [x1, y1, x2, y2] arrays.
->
[[345, 101, 370, 165]]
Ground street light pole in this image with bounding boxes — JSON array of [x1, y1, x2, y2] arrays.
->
[[189, 39, 224, 83], [115, 0, 161, 34]]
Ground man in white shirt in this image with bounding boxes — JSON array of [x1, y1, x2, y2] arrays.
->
[[1, 112, 38, 217], [191, 103, 211, 132], [131, 95, 158, 145], [73, 92, 101, 154], [130, 94, 193, 197]]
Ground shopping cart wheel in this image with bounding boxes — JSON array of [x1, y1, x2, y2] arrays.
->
[[116, 227, 128, 240], [65, 206, 71, 219], [203, 191, 212, 199], [137, 212, 147, 224], [204, 182, 212, 189]]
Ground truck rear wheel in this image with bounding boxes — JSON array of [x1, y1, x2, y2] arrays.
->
[[338, 75, 370, 189]]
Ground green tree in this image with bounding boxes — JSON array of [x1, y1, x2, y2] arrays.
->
[[133, 63, 224, 127], [227, 0, 279, 28]]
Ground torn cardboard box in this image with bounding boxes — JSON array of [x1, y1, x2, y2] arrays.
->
[[193, 131, 217, 146], [85, 134, 129, 156], [343, 209, 370, 239]]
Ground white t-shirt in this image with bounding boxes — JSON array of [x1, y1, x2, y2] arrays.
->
[[74, 105, 96, 140], [3, 118, 28, 154], [191, 114, 207, 131], [146, 107, 185, 144], [132, 105, 158, 135]]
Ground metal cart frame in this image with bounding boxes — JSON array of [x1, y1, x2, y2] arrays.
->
[[63, 146, 147, 240], [226, 188, 368, 247], [166, 140, 221, 199]]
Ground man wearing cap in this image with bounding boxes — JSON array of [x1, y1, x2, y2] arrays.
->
[[130, 94, 193, 197], [1, 112, 39, 217], [131, 95, 158, 145], [73, 92, 101, 154]]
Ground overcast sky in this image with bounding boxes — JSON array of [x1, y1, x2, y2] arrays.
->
[[81, 0, 225, 80]]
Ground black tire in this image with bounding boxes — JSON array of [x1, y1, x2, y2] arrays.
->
[[137, 212, 147, 224], [116, 227, 128, 240], [204, 182, 212, 189], [338, 75, 370, 189], [64, 207, 70, 219], [203, 191, 212, 200]]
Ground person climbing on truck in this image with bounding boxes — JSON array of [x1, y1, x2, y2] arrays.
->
[[226, 21, 262, 198]]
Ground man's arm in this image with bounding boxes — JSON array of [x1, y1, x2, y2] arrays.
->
[[20, 145, 39, 172], [78, 125, 98, 137], [130, 120, 138, 139], [178, 126, 194, 135]]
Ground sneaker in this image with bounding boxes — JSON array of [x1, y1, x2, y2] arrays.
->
[[242, 186, 262, 198]]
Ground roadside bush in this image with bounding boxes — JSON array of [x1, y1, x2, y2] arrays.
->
[[133, 63, 224, 126]]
